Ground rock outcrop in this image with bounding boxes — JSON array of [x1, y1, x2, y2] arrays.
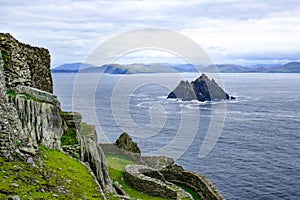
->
[[8, 87, 63, 151], [115, 132, 141, 154], [80, 122, 114, 193], [168, 73, 235, 101]]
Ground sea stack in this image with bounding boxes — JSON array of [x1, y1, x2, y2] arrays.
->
[[167, 73, 235, 101]]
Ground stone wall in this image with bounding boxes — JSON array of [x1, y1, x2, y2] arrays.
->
[[0, 33, 53, 93], [0, 50, 21, 160], [160, 164, 224, 200], [124, 165, 178, 199]]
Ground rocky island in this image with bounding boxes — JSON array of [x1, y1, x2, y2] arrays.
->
[[0, 33, 224, 199], [168, 73, 235, 101]]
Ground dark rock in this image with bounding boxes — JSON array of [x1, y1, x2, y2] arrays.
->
[[168, 73, 232, 101], [115, 132, 141, 154], [167, 80, 197, 101]]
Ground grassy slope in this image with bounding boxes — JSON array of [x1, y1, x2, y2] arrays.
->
[[0, 147, 102, 199]]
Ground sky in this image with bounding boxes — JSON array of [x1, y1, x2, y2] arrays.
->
[[1, 0, 300, 67]]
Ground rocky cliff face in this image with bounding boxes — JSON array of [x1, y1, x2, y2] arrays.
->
[[0, 33, 61, 160], [168, 73, 233, 101], [0, 33, 113, 196]]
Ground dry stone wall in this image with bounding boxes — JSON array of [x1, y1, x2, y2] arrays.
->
[[0, 33, 53, 93]]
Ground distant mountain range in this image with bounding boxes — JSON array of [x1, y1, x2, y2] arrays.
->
[[51, 62, 300, 74]]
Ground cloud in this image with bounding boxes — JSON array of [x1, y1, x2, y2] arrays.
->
[[1, 0, 300, 66]]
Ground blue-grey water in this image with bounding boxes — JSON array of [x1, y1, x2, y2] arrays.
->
[[53, 73, 300, 200]]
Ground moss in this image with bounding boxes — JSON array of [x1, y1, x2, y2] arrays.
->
[[1, 49, 9, 69], [0, 146, 102, 199], [6, 89, 41, 102], [177, 184, 201, 200], [59, 111, 69, 117], [61, 128, 78, 146], [18, 93, 41, 102], [6, 89, 16, 97]]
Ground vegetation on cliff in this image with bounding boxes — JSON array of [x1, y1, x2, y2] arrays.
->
[[0, 147, 102, 199]]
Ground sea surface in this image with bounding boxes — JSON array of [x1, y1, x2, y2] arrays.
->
[[53, 73, 300, 200]]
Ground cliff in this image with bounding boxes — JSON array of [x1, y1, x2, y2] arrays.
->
[[168, 73, 235, 101], [0, 33, 113, 197]]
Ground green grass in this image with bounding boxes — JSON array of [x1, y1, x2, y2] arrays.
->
[[61, 128, 78, 146], [0, 146, 102, 199], [81, 123, 94, 136], [178, 184, 201, 200], [105, 155, 166, 200], [59, 111, 69, 117]]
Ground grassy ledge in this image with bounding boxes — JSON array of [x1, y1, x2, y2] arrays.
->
[[0, 147, 102, 199]]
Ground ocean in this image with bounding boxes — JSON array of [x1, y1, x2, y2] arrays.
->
[[53, 73, 300, 200]]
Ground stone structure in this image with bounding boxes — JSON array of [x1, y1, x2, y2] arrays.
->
[[124, 165, 178, 199], [160, 164, 224, 200], [0, 33, 53, 93], [0, 49, 21, 160], [168, 73, 234, 101], [102, 133, 223, 199]]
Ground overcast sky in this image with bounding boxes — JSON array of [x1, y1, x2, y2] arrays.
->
[[1, 0, 300, 67]]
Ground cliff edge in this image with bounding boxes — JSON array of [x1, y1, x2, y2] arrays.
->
[[0, 33, 113, 198]]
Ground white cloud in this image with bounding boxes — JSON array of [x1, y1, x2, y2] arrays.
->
[[1, 0, 300, 66]]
